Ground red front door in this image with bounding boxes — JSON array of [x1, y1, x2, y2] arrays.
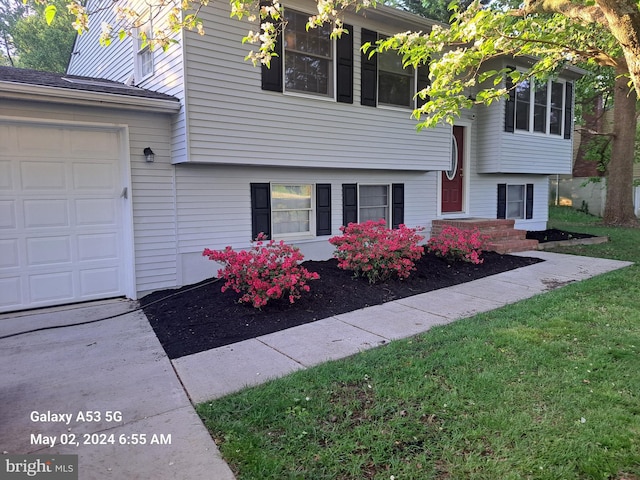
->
[[441, 125, 464, 213]]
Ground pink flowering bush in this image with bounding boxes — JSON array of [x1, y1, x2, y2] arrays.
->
[[202, 235, 319, 308], [329, 219, 425, 283], [426, 225, 487, 264]]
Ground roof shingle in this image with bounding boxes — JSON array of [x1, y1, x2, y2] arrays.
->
[[0, 66, 178, 102]]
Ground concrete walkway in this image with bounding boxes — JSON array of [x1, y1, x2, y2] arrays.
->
[[0, 251, 632, 479], [0, 301, 234, 480], [173, 251, 633, 403]]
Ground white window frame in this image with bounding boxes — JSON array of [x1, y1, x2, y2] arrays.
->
[[377, 49, 415, 109], [270, 183, 315, 239], [134, 11, 154, 82], [506, 184, 526, 219], [282, 9, 335, 100], [358, 184, 391, 226], [515, 77, 566, 136]]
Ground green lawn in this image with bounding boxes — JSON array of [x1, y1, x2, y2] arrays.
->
[[197, 207, 640, 480]]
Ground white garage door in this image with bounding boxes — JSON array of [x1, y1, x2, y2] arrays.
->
[[0, 121, 130, 313]]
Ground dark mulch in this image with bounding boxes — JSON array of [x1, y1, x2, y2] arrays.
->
[[142, 252, 543, 359], [526, 228, 596, 243]]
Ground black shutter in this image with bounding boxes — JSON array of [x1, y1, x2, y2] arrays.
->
[[392, 184, 404, 228], [342, 183, 358, 226], [360, 29, 378, 107], [416, 63, 430, 108], [316, 184, 332, 235], [504, 66, 515, 132], [497, 183, 507, 219], [336, 24, 353, 104], [526, 183, 534, 219], [260, 2, 283, 92], [564, 82, 573, 139], [251, 183, 271, 240]]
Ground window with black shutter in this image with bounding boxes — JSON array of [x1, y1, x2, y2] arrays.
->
[[504, 66, 516, 132], [261, 11, 353, 101], [392, 184, 404, 228], [252, 183, 331, 239], [497, 183, 534, 220], [260, 1, 283, 92], [336, 25, 353, 104], [416, 64, 430, 108], [360, 29, 378, 107], [251, 183, 272, 239], [316, 184, 332, 235], [342, 183, 404, 228], [526, 183, 534, 219], [497, 183, 507, 219], [342, 183, 358, 226], [564, 82, 573, 139]]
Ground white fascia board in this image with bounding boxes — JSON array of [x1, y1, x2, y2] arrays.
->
[[0, 81, 181, 113]]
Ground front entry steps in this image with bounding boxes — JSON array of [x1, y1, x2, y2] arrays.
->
[[431, 218, 539, 254]]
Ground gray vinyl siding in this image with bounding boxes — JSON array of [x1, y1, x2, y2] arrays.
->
[[67, 0, 188, 164], [463, 117, 549, 230], [173, 163, 438, 285], [180, 0, 450, 171], [2, 99, 178, 294]]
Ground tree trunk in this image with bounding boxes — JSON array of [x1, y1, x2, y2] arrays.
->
[[595, 0, 640, 101], [602, 72, 638, 226]]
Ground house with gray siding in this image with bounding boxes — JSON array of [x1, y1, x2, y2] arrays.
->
[[0, 0, 580, 313]]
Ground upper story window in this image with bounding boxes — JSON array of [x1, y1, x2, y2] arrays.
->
[[506, 68, 572, 139], [515, 78, 563, 134], [134, 12, 154, 81], [283, 9, 333, 97], [378, 51, 414, 108], [361, 29, 429, 109], [261, 12, 353, 103]]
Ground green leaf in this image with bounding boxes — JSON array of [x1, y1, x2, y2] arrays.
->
[[44, 4, 57, 26]]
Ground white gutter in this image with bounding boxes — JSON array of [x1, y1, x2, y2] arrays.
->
[[0, 81, 181, 113]]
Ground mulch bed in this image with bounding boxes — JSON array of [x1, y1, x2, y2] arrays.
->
[[526, 228, 595, 243], [142, 251, 543, 359]]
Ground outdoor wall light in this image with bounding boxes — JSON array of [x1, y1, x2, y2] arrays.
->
[[143, 147, 155, 163]]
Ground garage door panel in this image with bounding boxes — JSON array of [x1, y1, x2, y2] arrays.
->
[[79, 268, 120, 296], [0, 201, 17, 228], [78, 233, 118, 261], [73, 163, 117, 191], [23, 199, 69, 228], [0, 161, 13, 189], [0, 277, 21, 308], [0, 239, 19, 268], [71, 130, 119, 158], [75, 199, 117, 226], [29, 271, 74, 302], [16, 126, 65, 156], [20, 161, 66, 190], [26, 236, 71, 266]]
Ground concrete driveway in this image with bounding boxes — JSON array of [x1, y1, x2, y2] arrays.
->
[[0, 300, 235, 480]]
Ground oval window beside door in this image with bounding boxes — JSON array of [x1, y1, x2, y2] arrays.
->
[[446, 135, 458, 181]]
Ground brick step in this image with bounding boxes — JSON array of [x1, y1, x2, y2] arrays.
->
[[485, 239, 539, 254], [432, 226, 527, 241], [431, 218, 539, 254], [432, 219, 515, 230]]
